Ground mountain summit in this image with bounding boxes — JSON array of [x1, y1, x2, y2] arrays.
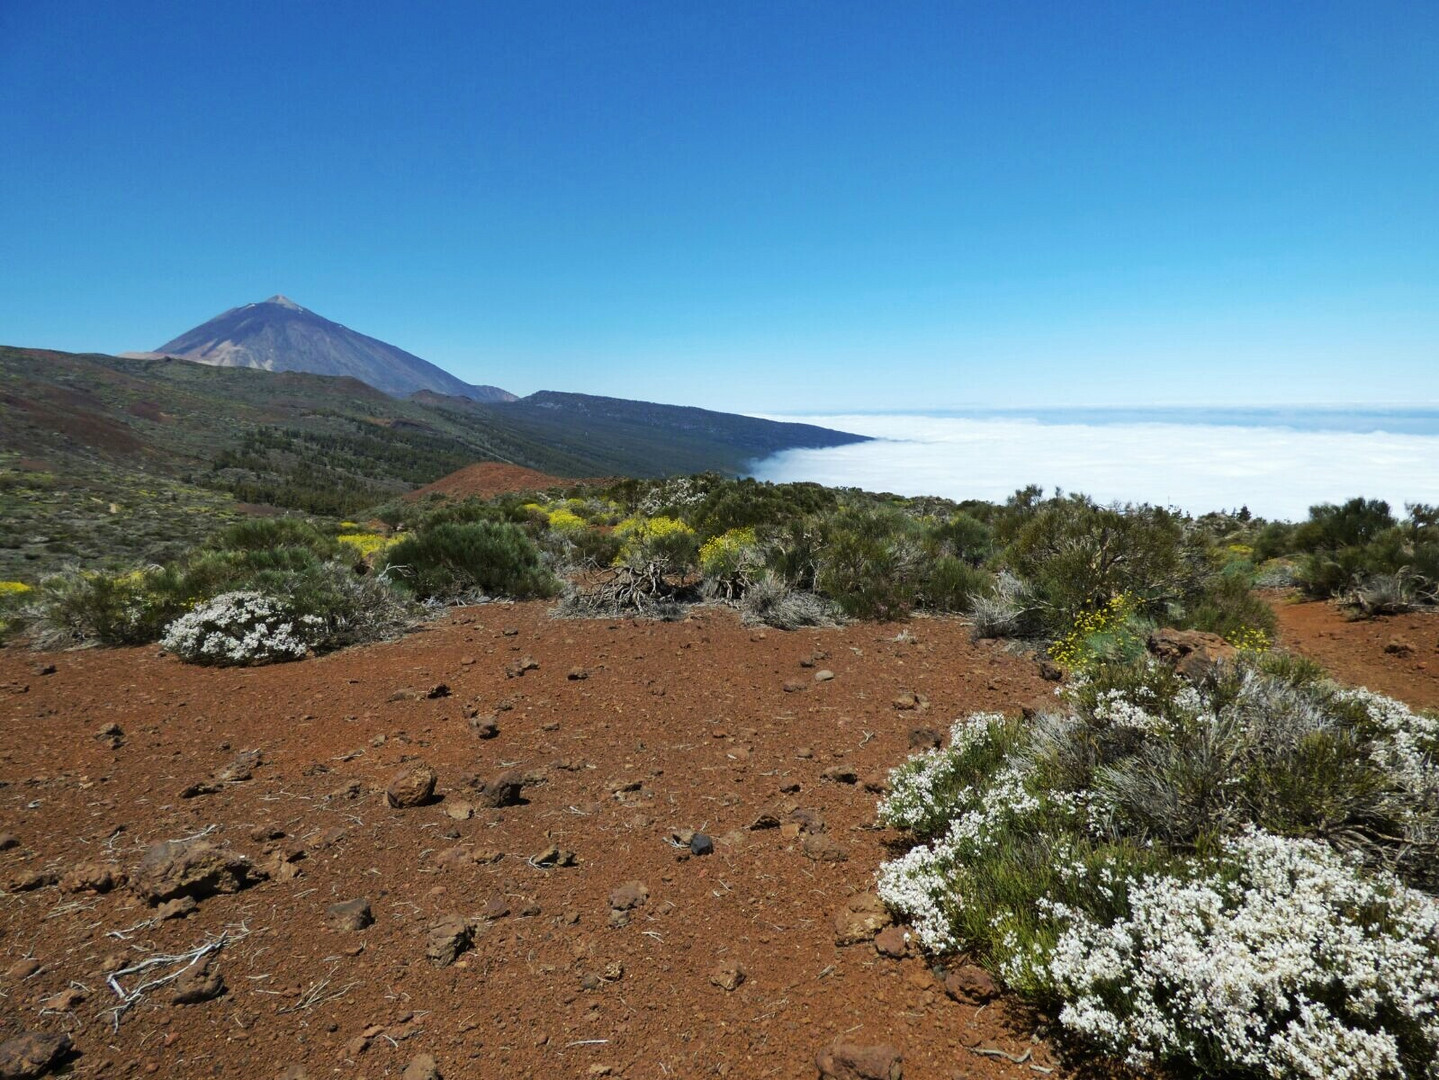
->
[[152, 296, 515, 401]]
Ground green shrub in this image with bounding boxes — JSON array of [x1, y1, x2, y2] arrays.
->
[[1003, 496, 1200, 635], [916, 556, 991, 614], [813, 506, 924, 620], [1187, 570, 1278, 643], [382, 521, 556, 600], [25, 567, 192, 647], [209, 517, 340, 558]]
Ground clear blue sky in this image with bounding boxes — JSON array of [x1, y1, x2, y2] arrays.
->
[[2, 1, 1435, 411]]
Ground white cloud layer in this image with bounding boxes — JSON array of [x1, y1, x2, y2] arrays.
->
[[749, 414, 1439, 521]]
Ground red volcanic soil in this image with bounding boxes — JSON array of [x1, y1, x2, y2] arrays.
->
[[0, 607, 1075, 1080], [1270, 593, 1439, 710], [2, 594, 1428, 1080], [407, 463, 590, 501]]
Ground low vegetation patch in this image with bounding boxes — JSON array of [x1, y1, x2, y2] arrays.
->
[[876, 653, 1439, 1078]]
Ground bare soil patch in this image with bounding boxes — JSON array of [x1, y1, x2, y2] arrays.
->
[[1269, 592, 1439, 710], [408, 463, 598, 501], [0, 606, 1083, 1079]]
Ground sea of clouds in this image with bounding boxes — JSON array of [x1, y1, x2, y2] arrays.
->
[[748, 413, 1439, 522]]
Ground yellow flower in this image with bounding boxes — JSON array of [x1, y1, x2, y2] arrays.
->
[[338, 533, 398, 558], [0, 581, 32, 596]]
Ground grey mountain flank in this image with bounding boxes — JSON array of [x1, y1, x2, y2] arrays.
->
[[145, 295, 515, 401]]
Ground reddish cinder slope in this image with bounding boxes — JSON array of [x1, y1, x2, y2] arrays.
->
[[406, 462, 581, 500]]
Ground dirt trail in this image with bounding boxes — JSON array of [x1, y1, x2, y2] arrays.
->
[[1269, 593, 1439, 710], [0, 605, 1071, 1080]]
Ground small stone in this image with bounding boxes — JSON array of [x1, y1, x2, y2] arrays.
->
[[0, 1031, 72, 1079], [425, 684, 451, 699], [709, 961, 746, 991], [386, 765, 437, 809], [796, 747, 813, 759], [156, 895, 198, 921], [815, 1039, 902, 1080], [862, 770, 892, 794], [470, 769, 525, 808], [6, 958, 41, 980], [401, 1053, 441, 1080], [42, 987, 85, 1011], [468, 717, 499, 739], [874, 925, 909, 958], [567, 667, 589, 680], [833, 893, 893, 946], [426, 915, 473, 966], [907, 727, 941, 750], [215, 749, 261, 783], [482, 897, 510, 920], [813, 669, 835, 682], [59, 862, 122, 894], [504, 656, 539, 678], [171, 959, 225, 1004], [325, 898, 373, 932], [608, 880, 649, 912], [689, 833, 714, 857], [801, 833, 847, 862], [892, 690, 928, 711], [782, 681, 808, 693], [444, 800, 474, 821], [0, 834, 18, 851], [1386, 638, 1416, 658], [132, 840, 262, 905], [943, 964, 999, 1004], [821, 765, 858, 784]]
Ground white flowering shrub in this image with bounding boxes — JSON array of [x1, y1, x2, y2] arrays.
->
[[877, 655, 1439, 1078], [1048, 830, 1439, 1078], [161, 591, 323, 666]]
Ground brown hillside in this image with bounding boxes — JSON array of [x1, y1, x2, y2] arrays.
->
[[407, 462, 599, 501]]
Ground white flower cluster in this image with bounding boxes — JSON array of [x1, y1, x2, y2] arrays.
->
[[1338, 686, 1439, 811], [161, 591, 324, 666], [1090, 686, 1171, 734], [1047, 828, 1439, 1078], [636, 476, 706, 515]]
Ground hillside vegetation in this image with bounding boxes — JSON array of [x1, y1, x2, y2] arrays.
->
[[0, 345, 862, 576]]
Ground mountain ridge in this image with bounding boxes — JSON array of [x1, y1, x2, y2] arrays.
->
[[148, 295, 515, 402]]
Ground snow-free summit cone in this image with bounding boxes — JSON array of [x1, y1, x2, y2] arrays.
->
[[153, 295, 515, 401]]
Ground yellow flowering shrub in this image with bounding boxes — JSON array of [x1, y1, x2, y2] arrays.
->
[[338, 533, 399, 559], [613, 516, 698, 570], [1226, 625, 1272, 654], [1049, 593, 1143, 672], [0, 581, 32, 596], [545, 508, 588, 533], [699, 527, 758, 576]]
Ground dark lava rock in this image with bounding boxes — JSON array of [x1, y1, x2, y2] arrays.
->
[[386, 765, 437, 808], [171, 958, 225, 1004], [689, 833, 714, 857], [0, 1031, 72, 1079], [815, 1039, 902, 1080], [325, 898, 374, 932], [425, 915, 474, 967], [132, 840, 263, 905], [469, 769, 524, 808]]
